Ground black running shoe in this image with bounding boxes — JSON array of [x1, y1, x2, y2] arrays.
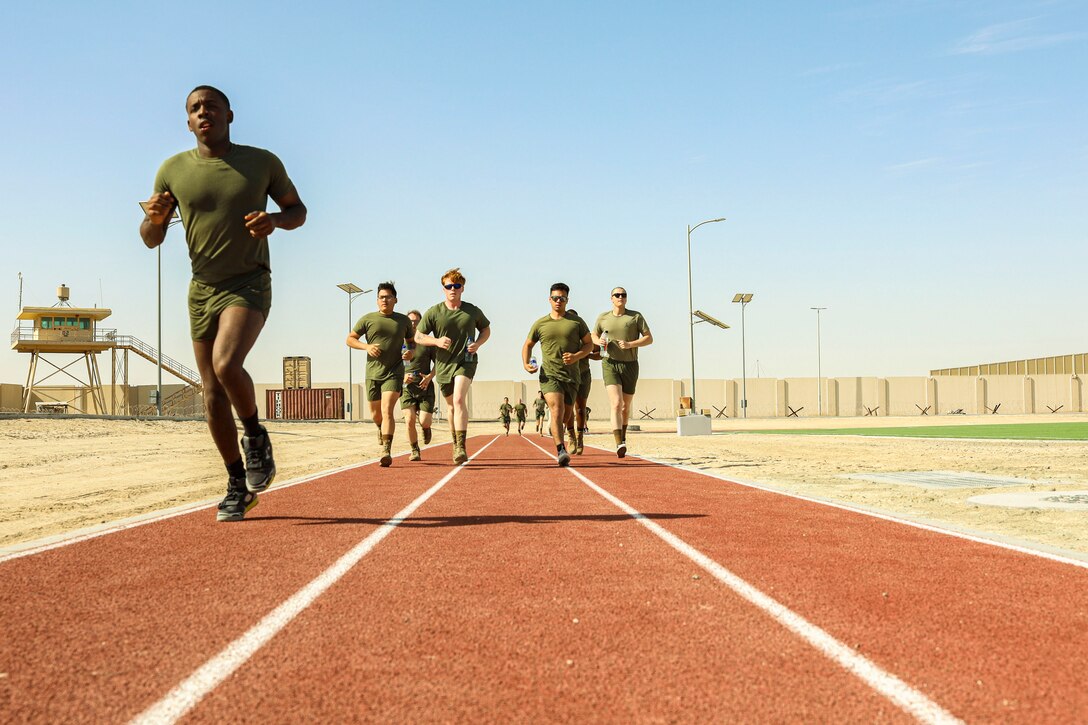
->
[[242, 426, 276, 493], [217, 478, 258, 522], [422, 428, 432, 445], [617, 442, 627, 459]]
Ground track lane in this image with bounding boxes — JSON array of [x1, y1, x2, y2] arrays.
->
[[573, 440, 1088, 722], [182, 435, 911, 723], [0, 441, 465, 724]]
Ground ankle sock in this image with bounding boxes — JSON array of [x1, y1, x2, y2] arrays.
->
[[241, 411, 262, 437], [227, 459, 246, 478]]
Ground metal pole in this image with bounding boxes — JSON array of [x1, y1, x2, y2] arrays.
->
[[156, 246, 162, 417], [741, 300, 747, 418], [811, 307, 827, 416], [686, 224, 695, 414], [347, 295, 353, 421]]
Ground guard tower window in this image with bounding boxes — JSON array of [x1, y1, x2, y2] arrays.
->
[[41, 318, 52, 329], [54, 317, 65, 327], [66, 318, 76, 327], [79, 319, 90, 330]]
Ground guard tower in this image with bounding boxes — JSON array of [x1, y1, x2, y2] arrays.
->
[[12, 284, 113, 413]]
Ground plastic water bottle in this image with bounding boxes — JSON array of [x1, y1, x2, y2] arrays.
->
[[600, 331, 609, 358], [530, 356, 538, 371], [464, 334, 476, 363]]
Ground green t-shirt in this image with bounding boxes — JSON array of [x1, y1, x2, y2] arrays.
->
[[404, 340, 433, 378], [353, 311, 411, 382], [514, 403, 527, 418], [499, 403, 513, 417], [565, 311, 592, 377], [534, 398, 547, 415], [594, 309, 650, 363], [527, 314, 589, 383], [418, 301, 490, 383], [153, 145, 296, 285]]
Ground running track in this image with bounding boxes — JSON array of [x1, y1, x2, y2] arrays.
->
[[1, 434, 1086, 723]]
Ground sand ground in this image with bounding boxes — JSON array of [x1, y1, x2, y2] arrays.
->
[[2, 413, 1086, 554]]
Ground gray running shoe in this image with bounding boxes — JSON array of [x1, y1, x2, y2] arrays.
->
[[217, 477, 258, 522], [242, 426, 276, 493], [558, 448, 571, 467]]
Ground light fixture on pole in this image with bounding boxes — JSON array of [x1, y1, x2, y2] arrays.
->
[[686, 217, 726, 413], [337, 283, 372, 421], [811, 307, 827, 415], [732, 293, 754, 418]]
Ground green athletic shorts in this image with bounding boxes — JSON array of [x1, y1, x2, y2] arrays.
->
[[602, 359, 639, 395], [535, 409, 546, 420], [501, 415, 511, 424], [539, 370, 576, 405], [188, 270, 271, 341], [575, 368, 592, 401], [366, 375, 403, 402], [400, 382, 435, 413], [437, 364, 477, 398]]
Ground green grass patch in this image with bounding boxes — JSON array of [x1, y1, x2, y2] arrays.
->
[[733, 422, 1088, 440]]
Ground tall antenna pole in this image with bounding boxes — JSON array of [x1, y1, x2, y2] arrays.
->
[[18, 272, 23, 310]]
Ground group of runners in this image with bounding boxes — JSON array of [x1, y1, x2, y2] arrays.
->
[[140, 86, 652, 522]]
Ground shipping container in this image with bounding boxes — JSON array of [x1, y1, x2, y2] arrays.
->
[[282, 356, 312, 390], [266, 388, 344, 420]]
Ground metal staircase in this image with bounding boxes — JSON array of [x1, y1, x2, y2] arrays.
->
[[111, 335, 201, 387]]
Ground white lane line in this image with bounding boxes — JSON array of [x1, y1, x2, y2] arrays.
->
[[130, 436, 500, 725], [595, 445, 1088, 571], [525, 437, 961, 725]]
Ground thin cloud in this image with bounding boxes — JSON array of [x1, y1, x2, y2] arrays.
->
[[886, 158, 941, 172], [800, 62, 860, 77], [950, 18, 1085, 55]]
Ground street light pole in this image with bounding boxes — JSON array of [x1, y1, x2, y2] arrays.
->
[[732, 293, 753, 418], [811, 307, 827, 415], [156, 246, 162, 417], [686, 217, 725, 414], [337, 283, 372, 421]]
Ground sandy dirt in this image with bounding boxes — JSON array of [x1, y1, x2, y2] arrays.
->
[[2, 413, 1086, 554]]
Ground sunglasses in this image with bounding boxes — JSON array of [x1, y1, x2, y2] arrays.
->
[[612, 292, 627, 298], [443, 283, 463, 290], [551, 295, 567, 302]]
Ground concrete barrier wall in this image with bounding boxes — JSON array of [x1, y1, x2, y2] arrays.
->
[[12, 374, 1087, 419]]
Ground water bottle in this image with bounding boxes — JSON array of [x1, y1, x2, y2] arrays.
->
[[530, 356, 538, 371], [464, 334, 476, 363], [600, 331, 609, 358]]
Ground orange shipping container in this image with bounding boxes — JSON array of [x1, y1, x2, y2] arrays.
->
[[266, 388, 344, 420]]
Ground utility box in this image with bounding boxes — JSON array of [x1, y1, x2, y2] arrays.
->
[[283, 356, 312, 390], [266, 388, 344, 420]]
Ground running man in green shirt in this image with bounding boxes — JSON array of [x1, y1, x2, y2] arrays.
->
[[141, 85, 306, 522], [499, 397, 513, 435], [564, 308, 601, 455], [593, 286, 653, 458], [523, 283, 593, 467], [415, 268, 491, 464], [347, 282, 411, 467], [534, 391, 547, 436], [401, 309, 436, 461], [514, 399, 528, 435]]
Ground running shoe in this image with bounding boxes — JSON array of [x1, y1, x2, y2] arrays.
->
[[409, 447, 422, 462], [242, 426, 276, 493], [616, 442, 627, 459], [453, 447, 468, 465], [217, 477, 258, 522], [423, 428, 432, 445], [558, 448, 571, 467], [380, 452, 393, 467]]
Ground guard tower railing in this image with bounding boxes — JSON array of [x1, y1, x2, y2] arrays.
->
[[11, 325, 118, 346], [111, 335, 202, 388]]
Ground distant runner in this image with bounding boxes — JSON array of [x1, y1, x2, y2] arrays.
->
[[499, 397, 513, 436], [534, 391, 547, 436], [514, 399, 528, 435], [593, 286, 653, 458]]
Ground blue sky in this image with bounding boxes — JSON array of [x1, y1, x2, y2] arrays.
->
[[1, 1, 1085, 388]]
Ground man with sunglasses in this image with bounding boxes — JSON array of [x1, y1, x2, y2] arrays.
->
[[415, 268, 490, 464], [523, 284, 594, 467], [140, 85, 307, 522], [346, 282, 411, 467], [593, 287, 653, 458]]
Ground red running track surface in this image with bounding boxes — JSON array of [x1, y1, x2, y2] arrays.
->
[[0, 434, 1085, 722]]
